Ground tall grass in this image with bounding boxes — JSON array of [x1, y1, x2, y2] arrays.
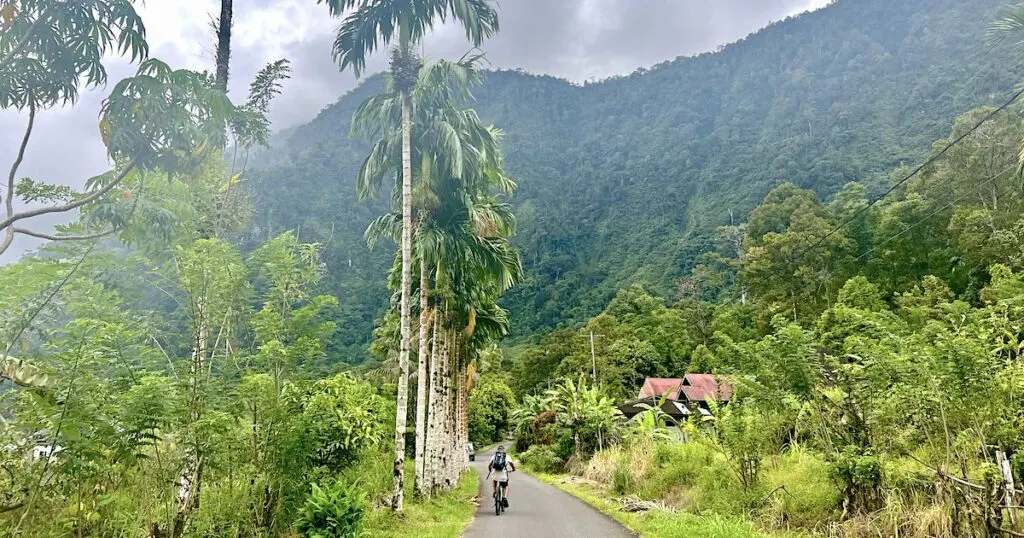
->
[[574, 436, 838, 534], [360, 460, 479, 538], [567, 435, 981, 538]]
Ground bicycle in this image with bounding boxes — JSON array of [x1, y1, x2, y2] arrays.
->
[[493, 481, 506, 515]]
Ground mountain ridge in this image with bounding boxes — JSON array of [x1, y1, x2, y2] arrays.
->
[[248, 0, 1020, 363]]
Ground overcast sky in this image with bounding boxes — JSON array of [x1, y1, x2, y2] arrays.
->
[[0, 0, 830, 261]]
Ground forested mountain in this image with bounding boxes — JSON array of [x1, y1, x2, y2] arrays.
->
[[248, 0, 1019, 362]]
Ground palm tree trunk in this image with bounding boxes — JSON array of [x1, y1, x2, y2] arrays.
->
[[439, 338, 449, 489], [459, 361, 469, 475], [457, 349, 466, 477], [425, 309, 443, 493], [214, 0, 233, 91], [414, 263, 431, 496], [437, 326, 453, 489], [390, 90, 414, 512], [442, 330, 455, 488], [455, 359, 465, 477]]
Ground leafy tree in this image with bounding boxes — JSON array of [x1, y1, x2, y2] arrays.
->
[[510, 329, 579, 397], [704, 398, 783, 492], [467, 375, 516, 445], [356, 57, 520, 495], [743, 183, 856, 322], [2, 10, 236, 251]]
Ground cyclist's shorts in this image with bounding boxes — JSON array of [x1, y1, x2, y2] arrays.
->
[[499, 481, 508, 487]]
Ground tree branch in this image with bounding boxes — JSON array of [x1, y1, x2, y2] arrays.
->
[[907, 454, 986, 491], [0, 157, 140, 234], [12, 227, 118, 241], [998, 526, 1024, 538], [6, 105, 33, 213], [10, 174, 143, 246], [0, 502, 25, 515], [0, 8, 49, 74], [2, 104, 36, 254]]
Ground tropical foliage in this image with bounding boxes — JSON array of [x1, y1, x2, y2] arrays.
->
[[248, 0, 1020, 356], [510, 99, 1024, 536], [0, 0, 457, 535], [11, 0, 1024, 536]]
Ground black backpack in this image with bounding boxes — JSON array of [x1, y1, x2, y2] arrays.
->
[[491, 452, 507, 471]]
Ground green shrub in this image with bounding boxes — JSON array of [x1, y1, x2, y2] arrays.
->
[[520, 445, 565, 473], [635, 440, 715, 501], [295, 481, 368, 538], [296, 374, 391, 471], [828, 447, 883, 514]]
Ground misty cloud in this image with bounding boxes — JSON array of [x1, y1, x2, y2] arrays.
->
[[0, 0, 826, 260]]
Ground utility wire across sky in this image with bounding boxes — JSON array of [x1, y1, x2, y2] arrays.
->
[[795, 84, 1024, 264]]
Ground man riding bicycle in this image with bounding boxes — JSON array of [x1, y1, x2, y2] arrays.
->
[[485, 445, 516, 507]]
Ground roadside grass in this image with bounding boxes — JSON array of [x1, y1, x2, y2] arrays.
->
[[532, 471, 805, 538], [363, 464, 479, 538]]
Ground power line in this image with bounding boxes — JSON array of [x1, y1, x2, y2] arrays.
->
[[854, 163, 1018, 263], [797, 85, 1024, 260]]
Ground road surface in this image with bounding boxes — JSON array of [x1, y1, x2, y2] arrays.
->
[[463, 447, 633, 538]]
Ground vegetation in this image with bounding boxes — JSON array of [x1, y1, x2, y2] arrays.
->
[[509, 94, 1024, 535], [467, 374, 515, 446], [363, 466, 478, 538], [295, 481, 368, 538], [9, 0, 1024, 536], [1, 0, 508, 534], [536, 471, 798, 538], [248, 0, 1020, 354]]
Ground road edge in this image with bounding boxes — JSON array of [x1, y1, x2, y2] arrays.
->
[[527, 472, 644, 537]]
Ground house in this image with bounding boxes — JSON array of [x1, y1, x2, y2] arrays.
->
[[619, 374, 733, 420], [618, 395, 693, 422], [637, 377, 684, 400], [676, 374, 733, 409]]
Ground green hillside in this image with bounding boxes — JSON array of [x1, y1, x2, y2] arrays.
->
[[248, 0, 1019, 362]]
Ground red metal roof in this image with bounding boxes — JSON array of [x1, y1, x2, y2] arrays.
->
[[637, 374, 734, 403], [637, 378, 683, 400], [680, 373, 733, 402]]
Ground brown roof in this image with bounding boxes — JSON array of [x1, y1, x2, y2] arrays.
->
[[679, 373, 733, 403], [637, 378, 683, 400]]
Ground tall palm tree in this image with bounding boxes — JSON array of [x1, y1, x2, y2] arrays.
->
[[357, 56, 514, 495], [416, 174, 519, 487], [321, 0, 499, 511]]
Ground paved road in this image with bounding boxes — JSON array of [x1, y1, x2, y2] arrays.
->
[[463, 447, 633, 538]]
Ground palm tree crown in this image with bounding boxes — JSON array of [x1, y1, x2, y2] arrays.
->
[[318, 0, 500, 77]]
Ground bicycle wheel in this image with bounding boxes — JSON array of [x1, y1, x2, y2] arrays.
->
[[494, 492, 501, 516]]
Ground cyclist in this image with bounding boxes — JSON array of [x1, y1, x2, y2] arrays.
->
[[484, 445, 516, 507]]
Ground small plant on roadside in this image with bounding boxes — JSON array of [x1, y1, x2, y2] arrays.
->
[[295, 481, 368, 538]]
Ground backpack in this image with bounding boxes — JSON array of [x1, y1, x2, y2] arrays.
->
[[491, 452, 507, 471]]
